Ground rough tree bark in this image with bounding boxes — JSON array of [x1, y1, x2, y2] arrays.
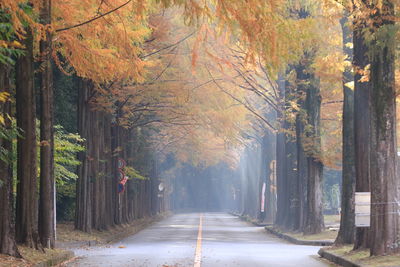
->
[[0, 64, 20, 257], [15, 31, 40, 249], [353, 11, 371, 250], [75, 78, 92, 232], [302, 52, 324, 235], [368, 0, 398, 256], [38, 0, 55, 248], [275, 76, 289, 227], [335, 13, 356, 245], [294, 63, 309, 232], [281, 73, 298, 230], [263, 127, 277, 224]]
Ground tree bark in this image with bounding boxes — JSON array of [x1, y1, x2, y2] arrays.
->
[[262, 126, 277, 223], [294, 63, 309, 232], [38, 0, 55, 249], [275, 76, 289, 227], [353, 12, 371, 250], [75, 78, 92, 232], [336, 13, 356, 245], [0, 64, 20, 257], [302, 53, 324, 235], [368, 0, 398, 256], [15, 30, 40, 249]]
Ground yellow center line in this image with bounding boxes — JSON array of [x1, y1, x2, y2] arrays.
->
[[194, 214, 203, 267]]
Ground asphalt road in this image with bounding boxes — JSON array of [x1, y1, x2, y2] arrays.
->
[[67, 213, 330, 267]]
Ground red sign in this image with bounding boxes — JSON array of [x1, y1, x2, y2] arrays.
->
[[118, 158, 126, 170], [118, 170, 125, 181], [120, 176, 128, 185]]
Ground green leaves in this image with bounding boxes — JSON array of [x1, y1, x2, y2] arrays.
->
[[0, 11, 25, 65], [54, 125, 85, 184], [124, 166, 149, 180]]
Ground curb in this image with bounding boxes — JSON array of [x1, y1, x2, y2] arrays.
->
[[264, 226, 334, 246], [318, 248, 362, 267], [229, 212, 273, 227], [32, 251, 75, 267]]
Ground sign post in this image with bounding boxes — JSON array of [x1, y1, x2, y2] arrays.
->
[[355, 192, 371, 227], [261, 183, 266, 212]]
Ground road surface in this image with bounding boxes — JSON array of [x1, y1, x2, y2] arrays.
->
[[67, 213, 331, 267]]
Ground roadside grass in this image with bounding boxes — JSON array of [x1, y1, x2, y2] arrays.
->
[[265, 214, 340, 242], [290, 230, 337, 241], [57, 212, 170, 244], [324, 215, 340, 226], [57, 219, 149, 243], [325, 245, 400, 267], [0, 247, 69, 267]]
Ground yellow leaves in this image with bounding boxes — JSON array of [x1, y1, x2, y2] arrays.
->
[[0, 92, 10, 103], [53, 0, 150, 84], [357, 64, 371, 83], [40, 140, 51, 147], [0, 92, 11, 126], [345, 42, 353, 49], [345, 81, 355, 90]]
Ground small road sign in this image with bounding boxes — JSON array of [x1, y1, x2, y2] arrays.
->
[[355, 192, 371, 227]]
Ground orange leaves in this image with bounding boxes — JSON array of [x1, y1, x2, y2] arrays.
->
[[53, 0, 150, 84]]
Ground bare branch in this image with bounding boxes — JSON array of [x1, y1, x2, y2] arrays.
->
[[56, 0, 132, 32]]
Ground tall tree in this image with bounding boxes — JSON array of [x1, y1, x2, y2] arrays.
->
[[353, 3, 371, 250], [0, 64, 20, 257], [367, 0, 398, 256], [15, 30, 40, 249], [38, 0, 55, 249], [302, 59, 324, 235], [75, 78, 93, 232], [335, 11, 355, 245]]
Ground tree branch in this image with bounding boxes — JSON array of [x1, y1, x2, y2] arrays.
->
[[141, 31, 196, 59], [56, 0, 132, 32]]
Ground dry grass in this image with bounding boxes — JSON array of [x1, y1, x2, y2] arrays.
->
[[0, 254, 29, 267], [290, 230, 337, 241], [0, 246, 67, 267], [269, 215, 340, 242], [57, 212, 171, 244], [324, 215, 341, 225], [326, 245, 400, 267], [57, 216, 157, 244]]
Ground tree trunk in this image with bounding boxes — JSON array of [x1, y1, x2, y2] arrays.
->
[[302, 53, 324, 235], [275, 76, 289, 227], [75, 78, 92, 232], [0, 64, 20, 257], [38, 0, 55, 249], [335, 13, 356, 245], [368, 0, 398, 256], [353, 13, 371, 250], [294, 63, 309, 232], [15, 30, 40, 249], [103, 114, 114, 228], [262, 126, 277, 223]]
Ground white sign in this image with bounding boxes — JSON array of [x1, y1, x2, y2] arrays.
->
[[158, 182, 165, 192], [261, 183, 266, 212], [355, 192, 371, 227]]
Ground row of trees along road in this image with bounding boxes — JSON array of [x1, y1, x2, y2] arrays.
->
[[0, 0, 252, 257], [0, 0, 400, 259]]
